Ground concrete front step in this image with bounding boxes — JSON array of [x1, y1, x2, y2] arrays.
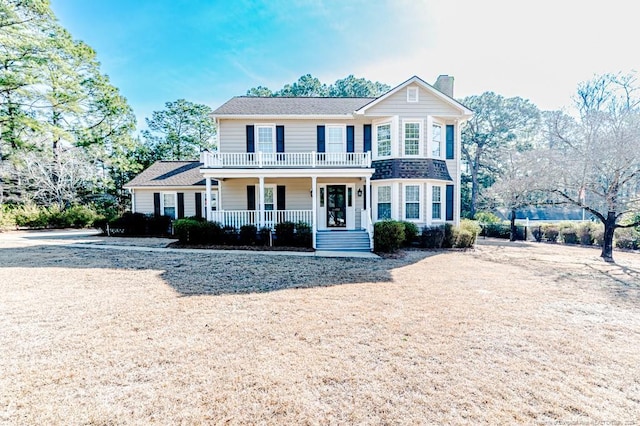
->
[[316, 230, 371, 252]]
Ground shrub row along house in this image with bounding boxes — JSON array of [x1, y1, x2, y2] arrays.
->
[[124, 75, 473, 251]]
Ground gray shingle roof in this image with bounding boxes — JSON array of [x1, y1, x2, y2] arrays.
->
[[124, 161, 216, 188], [212, 97, 376, 116], [371, 159, 453, 181]]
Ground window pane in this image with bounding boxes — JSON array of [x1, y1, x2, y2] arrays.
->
[[432, 203, 441, 219], [378, 186, 391, 203], [377, 124, 391, 157], [405, 185, 419, 202], [406, 203, 420, 219], [432, 124, 442, 157], [404, 122, 420, 156], [378, 203, 391, 220], [257, 127, 273, 152], [432, 186, 441, 202]]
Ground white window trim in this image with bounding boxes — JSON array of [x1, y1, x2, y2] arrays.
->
[[203, 190, 218, 213], [431, 121, 443, 159], [373, 119, 393, 160], [407, 86, 419, 103], [325, 124, 347, 153], [160, 191, 178, 219], [402, 183, 423, 222], [262, 184, 277, 210], [430, 184, 444, 222], [255, 124, 276, 153], [402, 119, 423, 157]]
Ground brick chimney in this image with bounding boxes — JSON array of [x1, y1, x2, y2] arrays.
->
[[433, 75, 454, 98]]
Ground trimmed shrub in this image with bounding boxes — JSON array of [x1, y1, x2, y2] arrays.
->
[[442, 223, 456, 248], [374, 220, 405, 252], [481, 223, 510, 239], [174, 218, 204, 243], [474, 211, 501, 224], [532, 226, 544, 242], [460, 219, 480, 245], [258, 226, 272, 246], [275, 221, 296, 247], [559, 223, 579, 245], [454, 229, 474, 248], [578, 222, 597, 245], [294, 221, 312, 248], [222, 225, 238, 245], [593, 228, 605, 247], [420, 225, 445, 249], [615, 227, 640, 250], [239, 224, 258, 245], [400, 221, 419, 246], [107, 212, 172, 237], [542, 224, 559, 242]]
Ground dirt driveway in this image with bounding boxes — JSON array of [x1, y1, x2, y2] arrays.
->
[[1, 232, 639, 424]]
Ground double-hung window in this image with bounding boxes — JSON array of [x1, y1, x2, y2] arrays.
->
[[376, 123, 391, 157], [326, 125, 345, 153], [404, 121, 421, 156], [256, 125, 274, 153], [432, 124, 442, 158], [162, 193, 176, 218], [377, 186, 391, 220], [432, 186, 442, 220], [405, 185, 420, 220], [264, 186, 275, 211]]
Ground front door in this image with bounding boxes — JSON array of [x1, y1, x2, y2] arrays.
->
[[327, 185, 346, 227]]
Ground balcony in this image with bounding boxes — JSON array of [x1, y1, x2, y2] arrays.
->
[[201, 151, 371, 169]]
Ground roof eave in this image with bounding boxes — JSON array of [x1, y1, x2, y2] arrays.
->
[[212, 113, 357, 120]]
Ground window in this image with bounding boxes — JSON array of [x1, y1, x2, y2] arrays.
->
[[404, 122, 420, 156], [405, 185, 420, 220], [377, 186, 391, 220], [376, 123, 391, 157], [256, 125, 274, 153], [162, 193, 176, 218], [432, 186, 442, 220], [264, 186, 274, 211], [326, 125, 345, 153], [210, 191, 218, 211], [407, 87, 418, 102], [432, 124, 442, 158]]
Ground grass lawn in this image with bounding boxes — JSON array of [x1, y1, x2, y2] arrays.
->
[[1, 236, 639, 424]]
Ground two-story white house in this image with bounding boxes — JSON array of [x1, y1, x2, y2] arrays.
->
[[125, 75, 472, 251]]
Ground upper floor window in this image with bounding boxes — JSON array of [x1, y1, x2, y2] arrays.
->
[[407, 87, 419, 102], [326, 125, 345, 153], [257, 125, 274, 153], [376, 123, 391, 157], [404, 121, 421, 156], [432, 186, 442, 220], [432, 124, 442, 158]]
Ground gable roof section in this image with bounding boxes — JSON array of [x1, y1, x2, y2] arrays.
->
[[124, 161, 215, 188], [213, 96, 375, 117], [355, 75, 473, 116]]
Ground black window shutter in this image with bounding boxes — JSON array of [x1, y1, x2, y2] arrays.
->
[[446, 184, 454, 221], [363, 185, 367, 210], [317, 125, 325, 153], [246, 125, 255, 153], [276, 125, 285, 153], [195, 193, 202, 218], [446, 125, 454, 159], [153, 192, 161, 217], [346, 125, 355, 153], [177, 193, 185, 219], [247, 185, 256, 210], [363, 124, 372, 152], [277, 185, 286, 210]]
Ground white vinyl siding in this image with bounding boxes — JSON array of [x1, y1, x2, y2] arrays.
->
[[365, 85, 462, 116]]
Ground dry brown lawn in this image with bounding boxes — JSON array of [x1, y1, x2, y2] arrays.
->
[[1, 234, 639, 424]]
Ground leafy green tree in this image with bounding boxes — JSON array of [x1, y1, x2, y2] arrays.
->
[[329, 75, 390, 97], [142, 99, 216, 161], [276, 74, 328, 97], [460, 92, 541, 218], [245, 74, 390, 98], [246, 85, 273, 97]]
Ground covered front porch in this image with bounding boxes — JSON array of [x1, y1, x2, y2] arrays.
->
[[200, 170, 375, 250]]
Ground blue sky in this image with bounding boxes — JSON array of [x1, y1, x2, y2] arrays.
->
[[51, 0, 638, 130]]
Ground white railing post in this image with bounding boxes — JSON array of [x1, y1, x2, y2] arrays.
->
[[311, 176, 317, 249]]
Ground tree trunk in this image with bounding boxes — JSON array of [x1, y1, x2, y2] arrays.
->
[[600, 211, 616, 262], [510, 208, 517, 242]]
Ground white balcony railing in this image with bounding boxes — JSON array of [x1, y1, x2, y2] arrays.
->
[[210, 209, 312, 229], [201, 151, 371, 169], [361, 209, 374, 250]]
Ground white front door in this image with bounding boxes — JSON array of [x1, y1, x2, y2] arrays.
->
[[317, 183, 355, 231]]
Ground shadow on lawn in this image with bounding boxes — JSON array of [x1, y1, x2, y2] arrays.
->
[[0, 244, 441, 296]]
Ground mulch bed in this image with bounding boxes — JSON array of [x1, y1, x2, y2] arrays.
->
[[166, 241, 314, 252]]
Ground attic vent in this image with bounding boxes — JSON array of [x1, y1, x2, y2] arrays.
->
[[407, 87, 418, 103]]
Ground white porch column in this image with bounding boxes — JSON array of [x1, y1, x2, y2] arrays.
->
[[205, 177, 212, 221], [217, 180, 223, 222], [130, 189, 136, 213], [366, 176, 371, 212], [311, 176, 317, 249], [258, 176, 265, 228]]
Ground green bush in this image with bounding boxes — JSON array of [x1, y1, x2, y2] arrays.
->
[[13, 203, 48, 228], [474, 211, 501, 224], [542, 224, 559, 242], [420, 225, 445, 248], [559, 223, 579, 245], [275, 221, 295, 247], [481, 223, 510, 239], [400, 221, 419, 246], [0, 206, 16, 230], [174, 218, 204, 243], [460, 219, 480, 245], [107, 212, 172, 237], [294, 221, 312, 248], [258, 226, 271, 246], [239, 224, 258, 245], [578, 222, 597, 245], [615, 227, 640, 250], [454, 229, 474, 248], [442, 223, 456, 248], [374, 220, 405, 252], [532, 226, 544, 242], [593, 228, 605, 246]]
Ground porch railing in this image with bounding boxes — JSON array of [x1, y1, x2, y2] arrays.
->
[[361, 209, 374, 250], [210, 209, 312, 229], [201, 151, 371, 169]]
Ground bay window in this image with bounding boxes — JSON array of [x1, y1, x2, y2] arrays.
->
[[432, 186, 442, 220], [404, 121, 421, 156], [404, 185, 420, 220]]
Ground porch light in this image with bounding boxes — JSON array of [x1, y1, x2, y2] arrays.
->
[[357, 188, 363, 197], [310, 189, 313, 197]]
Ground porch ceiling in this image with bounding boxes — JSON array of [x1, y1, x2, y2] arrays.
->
[[200, 168, 375, 180]]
